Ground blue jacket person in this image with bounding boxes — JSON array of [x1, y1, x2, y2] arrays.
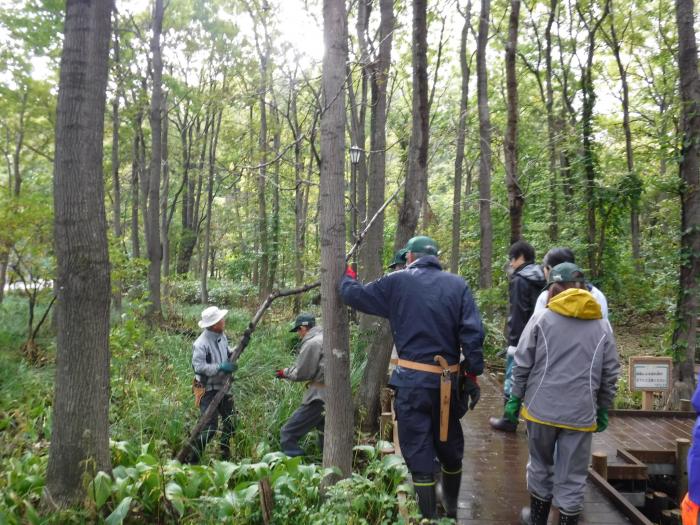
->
[[339, 235, 485, 519]]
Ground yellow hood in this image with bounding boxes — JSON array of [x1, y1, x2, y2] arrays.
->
[[547, 288, 603, 320]]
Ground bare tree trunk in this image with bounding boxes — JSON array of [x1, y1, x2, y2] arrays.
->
[[130, 122, 141, 258], [670, 0, 700, 396], [201, 106, 222, 305], [505, 0, 522, 245], [161, 94, 170, 283], [44, 0, 112, 508], [545, 0, 559, 241], [146, 0, 164, 322], [394, 0, 429, 249], [111, 20, 122, 313], [477, 0, 493, 288], [606, 2, 642, 268], [268, 111, 281, 292], [355, 0, 394, 432], [451, 2, 472, 274], [12, 89, 28, 197], [321, 0, 352, 483]]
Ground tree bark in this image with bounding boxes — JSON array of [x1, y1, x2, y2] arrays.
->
[[321, 0, 352, 482], [477, 0, 493, 288], [451, 2, 472, 274], [130, 119, 141, 258], [146, 0, 164, 321], [355, 0, 394, 432], [268, 110, 281, 292], [545, 0, 559, 241], [44, 0, 112, 508], [671, 0, 700, 395], [505, 0, 522, 245], [201, 105, 222, 304], [111, 20, 122, 313], [394, 0, 429, 249]]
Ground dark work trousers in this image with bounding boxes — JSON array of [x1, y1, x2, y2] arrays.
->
[[191, 390, 235, 461], [393, 386, 464, 475], [280, 399, 325, 455]]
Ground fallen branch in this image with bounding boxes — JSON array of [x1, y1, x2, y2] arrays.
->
[[175, 179, 405, 462]]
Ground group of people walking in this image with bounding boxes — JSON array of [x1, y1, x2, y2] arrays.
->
[[187, 235, 620, 524]]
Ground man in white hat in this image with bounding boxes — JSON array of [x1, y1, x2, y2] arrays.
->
[[189, 306, 236, 462]]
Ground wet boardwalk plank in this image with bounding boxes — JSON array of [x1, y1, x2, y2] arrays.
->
[[458, 374, 632, 524]]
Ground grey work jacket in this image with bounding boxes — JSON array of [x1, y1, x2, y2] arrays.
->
[[511, 303, 619, 430], [192, 329, 231, 392], [285, 325, 325, 405]]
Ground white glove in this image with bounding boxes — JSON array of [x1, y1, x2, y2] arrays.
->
[[507, 345, 518, 357]]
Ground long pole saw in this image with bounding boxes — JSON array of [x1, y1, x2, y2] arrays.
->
[[175, 179, 405, 462]]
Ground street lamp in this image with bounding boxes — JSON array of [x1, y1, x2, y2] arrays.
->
[[349, 144, 362, 165]]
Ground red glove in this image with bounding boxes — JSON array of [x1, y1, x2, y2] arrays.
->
[[275, 369, 286, 379], [345, 264, 357, 280]]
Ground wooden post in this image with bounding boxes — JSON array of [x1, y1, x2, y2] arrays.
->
[[677, 438, 691, 502], [680, 398, 692, 411], [642, 391, 655, 410], [592, 452, 608, 480], [259, 477, 273, 525]]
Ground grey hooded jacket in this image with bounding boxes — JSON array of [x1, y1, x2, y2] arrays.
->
[[511, 289, 620, 430], [192, 329, 231, 392], [285, 325, 324, 405]]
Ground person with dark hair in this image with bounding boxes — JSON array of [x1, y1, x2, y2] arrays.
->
[[490, 240, 546, 432], [533, 247, 608, 318], [506, 263, 619, 525], [276, 314, 325, 457], [339, 235, 484, 519]]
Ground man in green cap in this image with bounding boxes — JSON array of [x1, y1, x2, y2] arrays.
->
[[275, 313, 324, 457], [388, 248, 407, 271], [340, 235, 484, 519]]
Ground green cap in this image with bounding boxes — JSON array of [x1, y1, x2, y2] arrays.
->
[[546, 262, 585, 288], [290, 313, 315, 332], [388, 248, 408, 269], [404, 235, 439, 256]]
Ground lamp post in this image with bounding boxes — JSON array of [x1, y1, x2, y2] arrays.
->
[[349, 145, 361, 242]]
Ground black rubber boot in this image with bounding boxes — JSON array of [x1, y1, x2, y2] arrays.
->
[[558, 511, 580, 525], [413, 473, 437, 519], [439, 468, 461, 518], [489, 416, 518, 432], [520, 494, 552, 525]]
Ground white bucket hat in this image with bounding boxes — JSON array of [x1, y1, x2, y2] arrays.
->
[[198, 306, 228, 328]]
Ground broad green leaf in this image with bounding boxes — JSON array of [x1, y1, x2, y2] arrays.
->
[[165, 482, 184, 516], [90, 471, 112, 509], [105, 496, 133, 525]]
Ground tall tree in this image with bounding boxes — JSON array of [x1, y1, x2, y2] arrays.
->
[[476, 0, 493, 288], [146, 0, 164, 320], [44, 0, 113, 507], [451, 1, 472, 274], [577, 0, 610, 276], [670, 0, 700, 398], [504, 0, 522, 244], [394, 0, 429, 249], [355, 0, 394, 432], [603, 0, 642, 267], [111, 18, 123, 313], [321, 0, 352, 481]]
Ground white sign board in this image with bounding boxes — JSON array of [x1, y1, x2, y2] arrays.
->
[[629, 357, 672, 392]]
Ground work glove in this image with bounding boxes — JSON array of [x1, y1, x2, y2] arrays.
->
[[275, 369, 286, 379], [218, 362, 237, 374], [504, 395, 522, 424], [595, 407, 609, 433], [345, 264, 357, 280], [463, 373, 481, 410]]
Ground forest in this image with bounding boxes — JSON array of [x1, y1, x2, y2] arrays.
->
[[0, 0, 698, 523]]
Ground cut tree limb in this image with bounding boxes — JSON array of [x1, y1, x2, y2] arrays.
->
[[175, 179, 404, 462]]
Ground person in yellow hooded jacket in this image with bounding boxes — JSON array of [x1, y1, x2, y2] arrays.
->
[[506, 262, 620, 525]]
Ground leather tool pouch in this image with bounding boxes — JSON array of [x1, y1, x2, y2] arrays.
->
[[192, 378, 206, 407]]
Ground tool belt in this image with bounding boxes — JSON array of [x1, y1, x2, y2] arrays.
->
[[192, 378, 206, 407], [307, 381, 326, 389], [396, 357, 458, 442]]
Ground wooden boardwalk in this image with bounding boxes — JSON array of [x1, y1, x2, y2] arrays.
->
[[456, 374, 633, 524]]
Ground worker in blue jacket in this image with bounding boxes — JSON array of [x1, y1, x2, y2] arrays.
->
[[682, 378, 700, 525], [339, 235, 484, 519]]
